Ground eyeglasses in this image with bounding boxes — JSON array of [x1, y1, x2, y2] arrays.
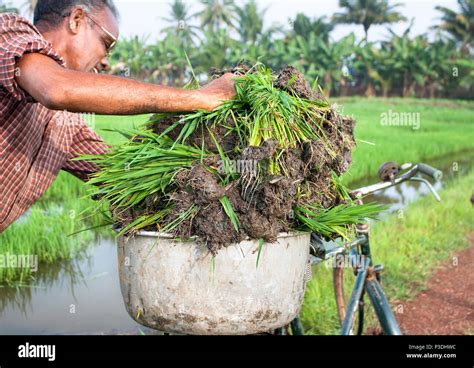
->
[[62, 11, 117, 57], [84, 13, 117, 57]]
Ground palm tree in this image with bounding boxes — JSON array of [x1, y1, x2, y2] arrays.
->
[[109, 36, 153, 82], [383, 22, 429, 97], [434, 0, 474, 51], [286, 32, 355, 97], [352, 41, 381, 96], [195, 0, 236, 33], [230, 0, 278, 65], [162, 0, 200, 45], [422, 39, 458, 98], [149, 34, 190, 86], [372, 42, 398, 97], [235, 0, 267, 44], [195, 28, 235, 74], [0, 0, 19, 13], [292, 14, 334, 42], [333, 0, 406, 41], [265, 38, 293, 70]]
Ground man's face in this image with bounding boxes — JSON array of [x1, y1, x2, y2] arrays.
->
[[64, 7, 119, 73]]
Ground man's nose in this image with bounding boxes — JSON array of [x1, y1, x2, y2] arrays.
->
[[97, 57, 110, 72]]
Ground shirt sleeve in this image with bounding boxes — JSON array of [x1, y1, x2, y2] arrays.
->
[[0, 14, 66, 102], [62, 124, 111, 183]]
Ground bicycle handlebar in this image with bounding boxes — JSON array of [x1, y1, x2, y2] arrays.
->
[[417, 163, 443, 181], [352, 162, 443, 200]]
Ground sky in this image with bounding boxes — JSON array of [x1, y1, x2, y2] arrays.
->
[[10, 0, 459, 42]]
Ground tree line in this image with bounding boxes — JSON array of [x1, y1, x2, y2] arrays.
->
[[2, 0, 473, 98]]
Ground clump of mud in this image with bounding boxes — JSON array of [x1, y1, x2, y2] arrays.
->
[[275, 66, 324, 100], [113, 65, 356, 254]]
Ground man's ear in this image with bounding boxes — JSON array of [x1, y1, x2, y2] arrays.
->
[[67, 8, 87, 35]]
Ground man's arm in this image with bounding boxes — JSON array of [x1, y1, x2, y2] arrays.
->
[[15, 53, 235, 114]]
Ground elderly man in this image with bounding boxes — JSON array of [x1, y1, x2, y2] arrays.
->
[[0, 0, 235, 232]]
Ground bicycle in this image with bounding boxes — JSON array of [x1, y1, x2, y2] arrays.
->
[[277, 161, 443, 336]]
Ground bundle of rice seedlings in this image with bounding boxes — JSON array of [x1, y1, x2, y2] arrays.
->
[[84, 63, 384, 254]]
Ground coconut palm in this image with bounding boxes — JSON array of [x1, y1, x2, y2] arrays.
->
[[162, 0, 200, 45], [434, 0, 474, 51], [195, 28, 235, 75], [333, 0, 406, 41], [229, 0, 278, 65], [195, 0, 236, 33], [235, 0, 267, 44], [292, 14, 334, 42]]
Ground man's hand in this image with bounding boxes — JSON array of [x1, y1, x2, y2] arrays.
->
[[198, 73, 236, 111]]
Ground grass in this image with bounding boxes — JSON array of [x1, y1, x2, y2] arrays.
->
[[300, 170, 474, 335], [0, 115, 142, 284], [336, 97, 474, 184], [1, 97, 472, 283]]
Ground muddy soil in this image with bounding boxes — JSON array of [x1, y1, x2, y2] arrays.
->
[[115, 66, 356, 254], [394, 233, 474, 335]]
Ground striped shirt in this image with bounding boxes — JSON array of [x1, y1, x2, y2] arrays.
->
[[0, 13, 108, 233]]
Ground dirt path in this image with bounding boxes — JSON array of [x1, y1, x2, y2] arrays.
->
[[394, 233, 474, 335]]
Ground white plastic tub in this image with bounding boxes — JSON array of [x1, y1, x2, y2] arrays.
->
[[117, 231, 311, 335]]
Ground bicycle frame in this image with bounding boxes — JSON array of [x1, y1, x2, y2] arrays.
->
[[339, 231, 402, 335], [303, 162, 442, 336]]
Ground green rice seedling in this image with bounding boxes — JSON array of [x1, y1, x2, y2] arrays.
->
[[331, 171, 353, 202], [79, 129, 210, 235], [82, 132, 209, 211], [82, 63, 385, 249], [256, 238, 264, 268], [219, 196, 239, 232], [294, 202, 385, 239]]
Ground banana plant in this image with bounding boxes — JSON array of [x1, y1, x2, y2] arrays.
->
[[148, 34, 190, 85], [285, 32, 355, 97], [109, 36, 153, 82], [194, 28, 236, 75], [352, 41, 383, 97], [384, 22, 431, 97]]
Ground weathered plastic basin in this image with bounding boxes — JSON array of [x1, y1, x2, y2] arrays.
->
[[117, 231, 311, 335]]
